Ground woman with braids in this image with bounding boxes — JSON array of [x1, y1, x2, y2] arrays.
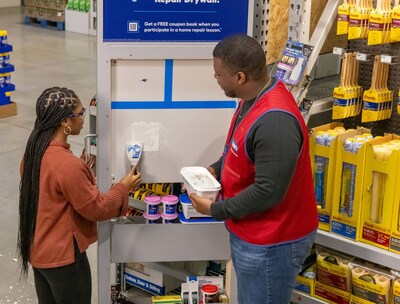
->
[[18, 87, 142, 304]]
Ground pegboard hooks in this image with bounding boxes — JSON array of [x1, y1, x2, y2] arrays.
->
[[356, 52, 374, 62], [380, 55, 400, 65], [332, 47, 357, 58]]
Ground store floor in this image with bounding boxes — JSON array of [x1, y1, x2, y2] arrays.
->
[[0, 6, 98, 303]]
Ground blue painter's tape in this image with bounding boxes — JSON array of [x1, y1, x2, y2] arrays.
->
[[111, 101, 236, 110], [111, 59, 236, 110], [164, 59, 173, 102]]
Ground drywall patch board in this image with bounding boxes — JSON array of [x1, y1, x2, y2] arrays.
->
[[110, 59, 235, 182]]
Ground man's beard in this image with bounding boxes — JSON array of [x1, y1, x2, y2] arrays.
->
[[224, 89, 236, 98]]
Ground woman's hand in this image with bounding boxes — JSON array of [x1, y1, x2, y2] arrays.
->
[[119, 164, 142, 191], [80, 148, 95, 169]]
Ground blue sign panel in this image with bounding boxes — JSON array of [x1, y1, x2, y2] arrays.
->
[[103, 0, 249, 42]]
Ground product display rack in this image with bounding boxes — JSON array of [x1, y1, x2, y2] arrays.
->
[[290, 0, 400, 302], [0, 33, 16, 118], [95, 1, 257, 302], [94, 0, 400, 302]]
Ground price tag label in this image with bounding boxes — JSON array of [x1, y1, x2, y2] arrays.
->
[[356, 53, 368, 61], [333, 47, 345, 56], [380, 55, 395, 64]]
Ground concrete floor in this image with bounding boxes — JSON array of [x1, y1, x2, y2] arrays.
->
[[0, 6, 98, 303]]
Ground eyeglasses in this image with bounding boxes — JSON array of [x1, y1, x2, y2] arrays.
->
[[68, 108, 86, 119]]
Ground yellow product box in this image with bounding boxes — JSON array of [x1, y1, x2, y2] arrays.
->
[[348, 9, 363, 40], [337, 4, 350, 35], [367, 13, 386, 45], [331, 128, 371, 241], [310, 122, 343, 231], [295, 264, 315, 296], [316, 247, 353, 292], [360, 134, 400, 250], [391, 7, 400, 43], [350, 264, 392, 304], [390, 139, 400, 254], [152, 295, 182, 304], [314, 281, 351, 304], [392, 275, 400, 303]]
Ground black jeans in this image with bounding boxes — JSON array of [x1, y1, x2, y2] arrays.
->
[[33, 240, 92, 304]]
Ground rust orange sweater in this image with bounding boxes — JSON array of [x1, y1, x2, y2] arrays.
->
[[28, 141, 128, 268]]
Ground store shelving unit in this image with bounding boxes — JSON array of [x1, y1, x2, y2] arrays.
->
[[89, 0, 96, 36], [0, 35, 16, 118], [316, 230, 400, 271], [291, 291, 328, 304], [290, 229, 400, 303], [94, 0, 400, 302]]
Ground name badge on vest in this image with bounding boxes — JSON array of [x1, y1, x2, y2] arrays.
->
[[230, 139, 239, 156]]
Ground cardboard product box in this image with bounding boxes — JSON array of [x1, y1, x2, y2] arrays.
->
[[152, 295, 182, 304], [330, 128, 371, 241], [392, 273, 400, 304], [124, 263, 165, 296], [315, 246, 353, 293], [349, 261, 393, 304], [295, 263, 316, 296], [314, 281, 351, 304], [390, 138, 400, 254], [0, 101, 17, 118], [186, 275, 224, 304], [310, 122, 344, 231], [359, 134, 400, 250]]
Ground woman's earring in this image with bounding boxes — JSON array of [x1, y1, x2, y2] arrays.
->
[[64, 125, 72, 135]]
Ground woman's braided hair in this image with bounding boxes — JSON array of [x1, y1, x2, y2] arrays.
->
[[18, 87, 80, 277]]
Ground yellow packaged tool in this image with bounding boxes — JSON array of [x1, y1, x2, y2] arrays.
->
[[389, 140, 400, 253], [349, 0, 365, 39], [392, 271, 400, 303], [315, 246, 353, 293], [152, 295, 182, 304], [310, 123, 344, 231], [338, 0, 352, 35], [368, 0, 392, 45], [333, 52, 362, 120], [360, 135, 400, 250], [397, 88, 400, 115], [331, 129, 372, 241], [350, 263, 392, 304], [391, 0, 400, 42], [362, 55, 392, 123], [333, 53, 351, 119], [348, 0, 372, 39]]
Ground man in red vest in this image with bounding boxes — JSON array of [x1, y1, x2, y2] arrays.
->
[[190, 34, 318, 303]]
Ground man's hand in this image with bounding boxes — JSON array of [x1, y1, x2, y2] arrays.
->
[[189, 193, 213, 216], [207, 166, 218, 179]]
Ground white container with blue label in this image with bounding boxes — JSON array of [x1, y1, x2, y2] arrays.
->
[[161, 195, 179, 215], [161, 213, 178, 224], [144, 195, 161, 215], [143, 212, 161, 224], [180, 193, 210, 219]]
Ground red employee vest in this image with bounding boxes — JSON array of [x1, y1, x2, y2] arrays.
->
[[221, 80, 318, 245]]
